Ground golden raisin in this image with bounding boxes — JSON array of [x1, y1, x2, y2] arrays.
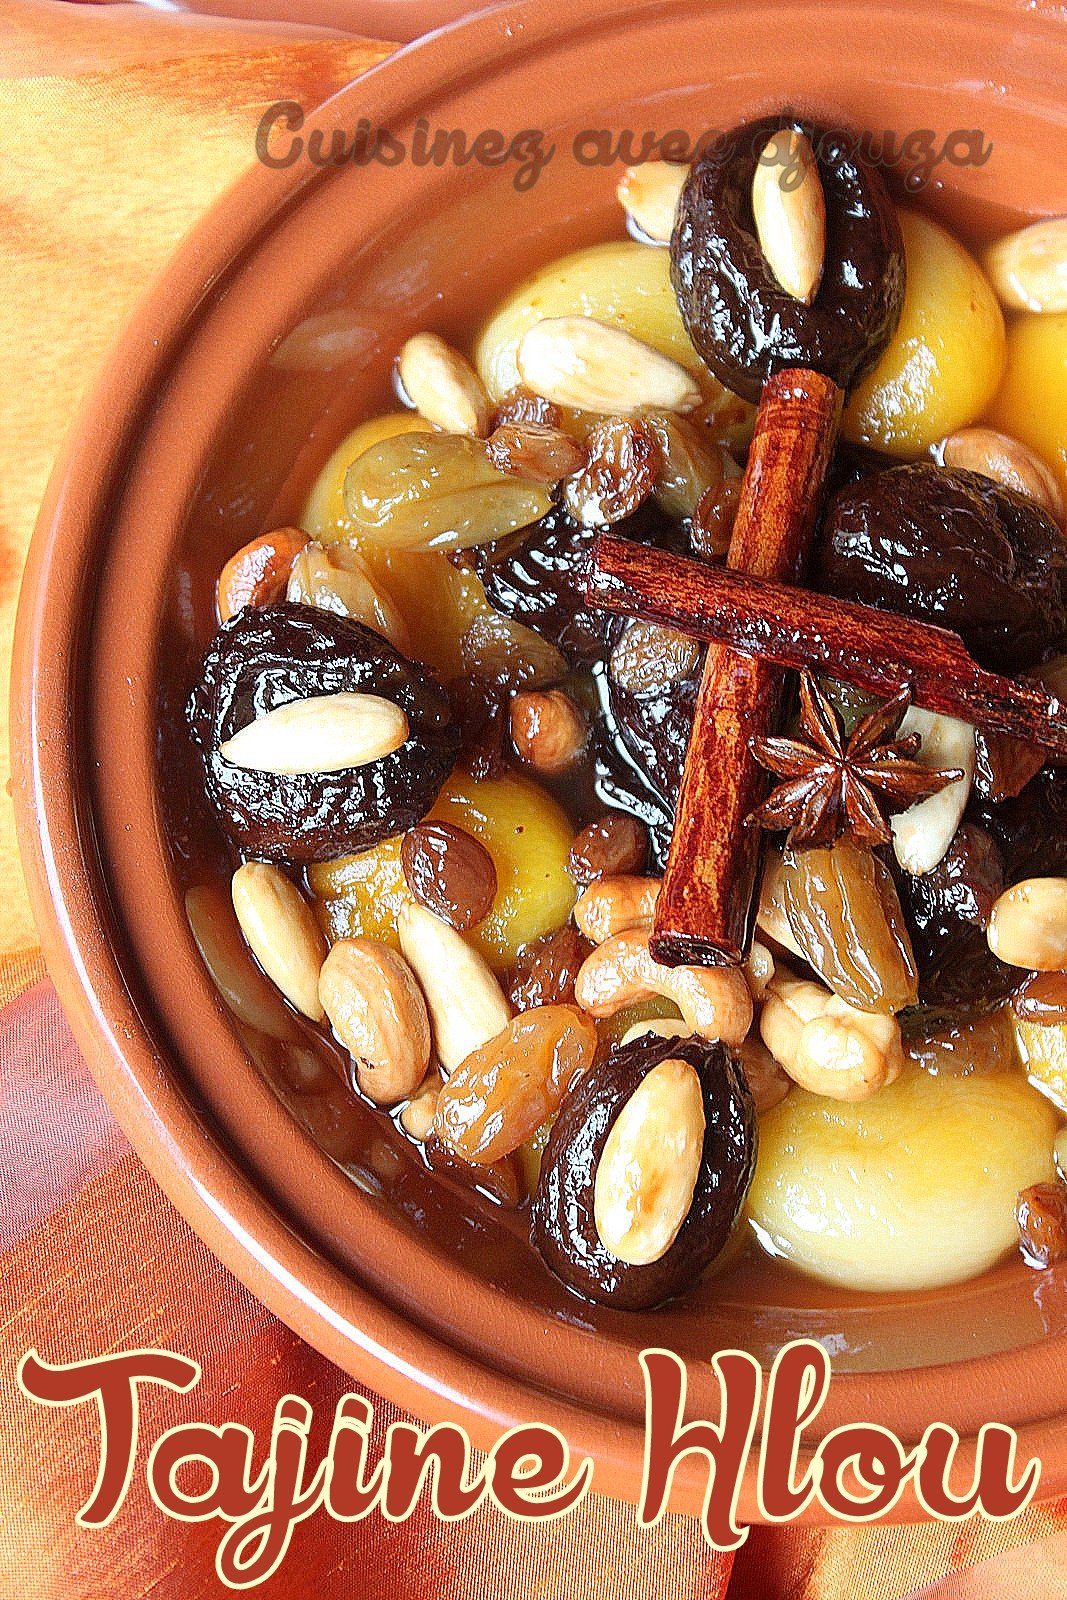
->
[[433, 1005, 597, 1164]]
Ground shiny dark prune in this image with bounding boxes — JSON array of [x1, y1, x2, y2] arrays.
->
[[601, 637, 704, 868], [671, 117, 904, 403], [462, 498, 687, 667], [897, 823, 1018, 1009], [817, 464, 1067, 672], [976, 766, 1067, 882], [187, 603, 459, 864], [531, 1032, 756, 1310]]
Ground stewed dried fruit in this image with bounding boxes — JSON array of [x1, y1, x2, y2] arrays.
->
[[459, 610, 567, 693], [183, 119, 1067, 1319], [776, 842, 918, 1014], [562, 416, 660, 527], [691, 477, 741, 556], [896, 822, 1019, 1009], [671, 115, 905, 401], [531, 1031, 756, 1308], [817, 463, 1067, 672], [465, 497, 687, 667], [486, 422, 586, 485], [646, 411, 729, 523], [509, 926, 592, 1010], [433, 1004, 597, 1165], [401, 821, 497, 932], [344, 431, 551, 552], [1017, 1181, 1067, 1268], [568, 813, 649, 886], [609, 619, 702, 697], [187, 604, 459, 864]]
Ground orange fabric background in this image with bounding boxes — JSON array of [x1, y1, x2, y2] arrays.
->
[[3, 3, 1067, 1595]]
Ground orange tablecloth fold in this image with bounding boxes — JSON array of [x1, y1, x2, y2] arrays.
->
[[3, 3, 1067, 1596]]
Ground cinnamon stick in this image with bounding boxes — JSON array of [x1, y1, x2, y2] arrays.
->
[[588, 541, 1067, 763], [642, 368, 843, 968]]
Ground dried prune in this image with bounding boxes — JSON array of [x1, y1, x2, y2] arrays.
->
[[531, 1031, 756, 1310], [603, 632, 705, 866], [462, 498, 687, 667], [896, 823, 1018, 1008], [817, 464, 1067, 672], [188, 603, 459, 864], [976, 766, 1067, 882], [671, 116, 905, 402]]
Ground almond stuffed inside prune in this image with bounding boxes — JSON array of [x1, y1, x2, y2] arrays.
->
[[670, 116, 905, 402], [531, 1031, 756, 1309], [188, 603, 459, 864]]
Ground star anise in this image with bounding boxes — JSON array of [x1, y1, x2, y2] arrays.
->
[[747, 674, 964, 850]]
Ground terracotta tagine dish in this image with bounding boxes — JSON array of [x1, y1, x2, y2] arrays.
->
[[13, 0, 1067, 1521]]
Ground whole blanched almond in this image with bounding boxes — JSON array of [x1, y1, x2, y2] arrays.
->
[[231, 862, 327, 1020], [319, 938, 431, 1105], [983, 217, 1067, 313], [516, 317, 702, 415], [890, 708, 976, 876], [616, 161, 689, 244], [397, 901, 512, 1073], [218, 692, 409, 775], [593, 1057, 705, 1264], [751, 129, 826, 305], [941, 427, 1065, 524], [397, 332, 490, 437]]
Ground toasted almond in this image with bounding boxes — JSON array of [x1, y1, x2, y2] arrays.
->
[[217, 527, 307, 623], [319, 938, 431, 1105], [988, 877, 1067, 971], [752, 129, 826, 305], [397, 901, 512, 1074], [231, 862, 327, 1021], [941, 427, 1065, 524], [616, 161, 689, 244], [983, 218, 1067, 314], [397, 332, 490, 436], [218, 692, 409, 775], [593, 1057, 705, 1264], [516, 317, 702, 416]]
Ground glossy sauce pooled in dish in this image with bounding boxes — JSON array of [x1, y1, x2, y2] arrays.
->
[[178, 115, 1067, 1310]]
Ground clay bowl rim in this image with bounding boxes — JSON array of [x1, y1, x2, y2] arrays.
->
[[12, 0, 1067, 1521]]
